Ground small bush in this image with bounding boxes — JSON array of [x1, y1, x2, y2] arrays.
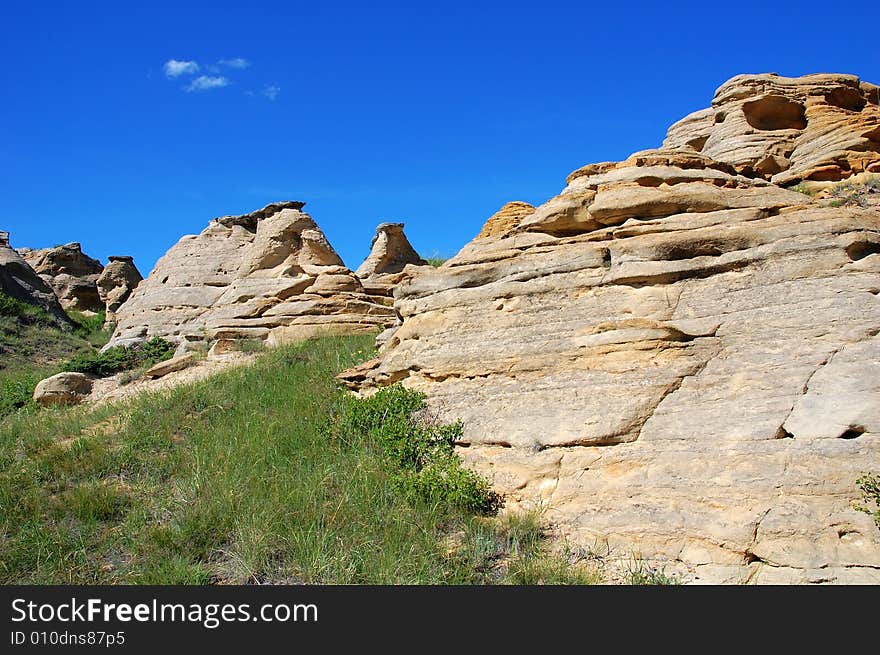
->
[[336, 384, 501, 514], [856, 473, 880, 530], [625, 557, 680, 585], [62, 337, 176, 378], [0, 292, 56, 327]]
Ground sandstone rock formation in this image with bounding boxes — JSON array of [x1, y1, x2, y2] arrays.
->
[[663, 72, 880, 185], [32, 372, 93, 406], [0, 231, 70, 323], [355, 222, 428, 295], [19, 242, 104, 314], [97, 256, 143, 327], [341, 73, 880, 584], [106, 202, 398, 350]]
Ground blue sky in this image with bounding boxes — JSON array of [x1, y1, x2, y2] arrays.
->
[[2, 1, 878, 274]]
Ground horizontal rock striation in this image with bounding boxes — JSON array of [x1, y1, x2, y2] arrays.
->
[[342, 73, 880, 584], [106, 202, 399, 349]]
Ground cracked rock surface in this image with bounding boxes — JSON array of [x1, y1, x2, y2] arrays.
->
[[341, 73, 880, 583]]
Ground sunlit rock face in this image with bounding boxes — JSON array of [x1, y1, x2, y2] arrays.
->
[[341, 73, 880, 584]]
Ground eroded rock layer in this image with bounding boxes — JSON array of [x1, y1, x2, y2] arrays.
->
[[342, 73, 880, 584], [107, 202, 398, 349]]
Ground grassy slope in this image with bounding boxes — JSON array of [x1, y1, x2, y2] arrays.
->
[[0, 335, 601, 584], [0, 292, 110, 416]]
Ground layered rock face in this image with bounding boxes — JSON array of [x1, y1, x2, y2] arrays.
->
[[663, 72, 880, 184], [0, 231, 70, 323], [355, 222, 428, 295], [97, 256, 142, 327], [19, 242, 104, 313], [107, 202, 399, 349], [342, 73, 880, 584]]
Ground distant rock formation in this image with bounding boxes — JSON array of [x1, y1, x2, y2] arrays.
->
[[0, 231, 70, 323], [355, 222, 428, 295], [97, 256, 143, 328], [341, 73, 880, 584], [106, 202, 399, 349], [18, 242, 104, 314]]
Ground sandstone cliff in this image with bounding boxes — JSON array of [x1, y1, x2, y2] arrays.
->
[[341, 73, 880, 584], [106, 202, 400, 349]]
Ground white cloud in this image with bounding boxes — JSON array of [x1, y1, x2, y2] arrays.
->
[[263, 85, 280, 100], [164, 59, 199, 78], [185, 75, 230, 92], [219, 58, 250, 69]]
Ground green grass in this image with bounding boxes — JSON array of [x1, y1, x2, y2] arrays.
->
[[425, 257, 447, 268], [0, 292, 112, 417], [0, 335, 601, 584]]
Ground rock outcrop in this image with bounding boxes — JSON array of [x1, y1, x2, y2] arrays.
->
[[0, 231, 70, 323], [355, 223, 428, 295], [19, 242, 104, 314], [341, 73, 880, 584], [106, 202, 398, 349], [97, 256, 143, 327]]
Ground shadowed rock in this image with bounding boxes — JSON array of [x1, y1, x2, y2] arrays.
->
[[0, 232, 70, 323]]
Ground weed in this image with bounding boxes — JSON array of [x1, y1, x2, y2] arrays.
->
[[855, 473, 880, 529]]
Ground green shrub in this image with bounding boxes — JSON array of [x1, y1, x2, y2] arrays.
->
[[856, 473, 880, 529], [62, 337, 175, 378], [336, 384, 501, 515], [0, 292, 56, 327]]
